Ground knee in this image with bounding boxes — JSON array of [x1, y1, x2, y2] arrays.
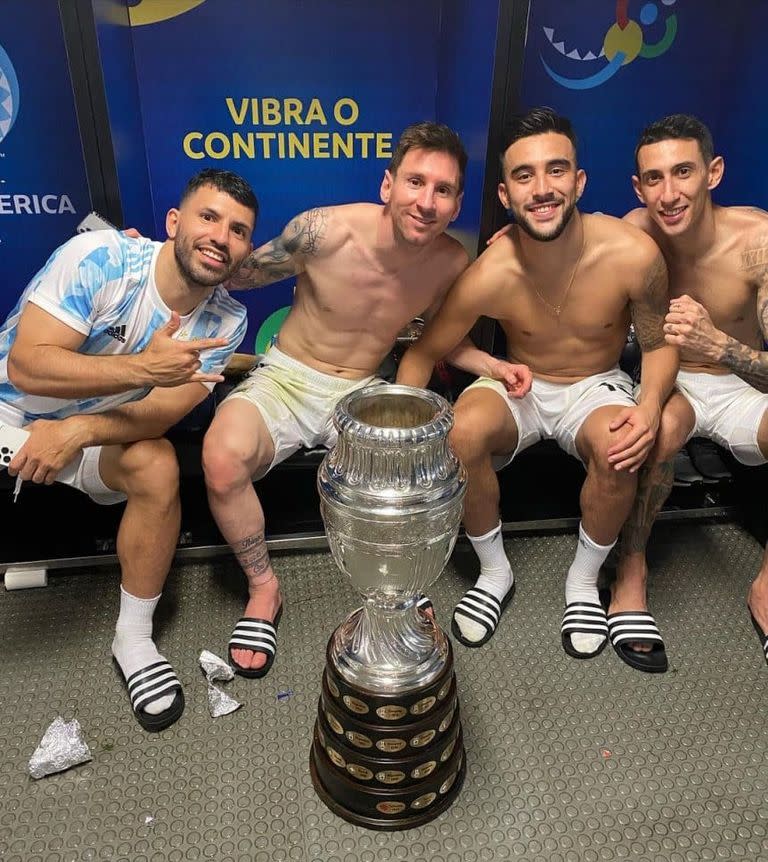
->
[[122, 438, 180, 501], [589, 436, 637, 491], [202, 422, 259, 496], [449, 408, 490, 463], [653, 410, 692, 462]]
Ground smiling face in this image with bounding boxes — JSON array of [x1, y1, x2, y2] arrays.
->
[[166, 184, 255, 287], [380, 148, 463, 247], [633, 138, 723, 238], [498, 132, 585, 242]]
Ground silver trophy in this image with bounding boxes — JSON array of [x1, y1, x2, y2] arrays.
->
[[310, 385, 467, 829]]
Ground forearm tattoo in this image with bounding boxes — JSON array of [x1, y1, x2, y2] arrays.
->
[[620, 458, 676, 555], [236, 207, 328, 287], [233, 533, 272, 585], [721, 246, 768, 392], [631, 253, 668, 351], [720, 339, 768, 392]]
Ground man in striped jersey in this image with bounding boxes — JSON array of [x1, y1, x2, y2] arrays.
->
[[0, 169, 258, 731]]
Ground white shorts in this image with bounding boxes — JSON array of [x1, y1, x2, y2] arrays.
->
[[58, 446, 127, 505], [464, 367, 636, 468], [0, 404, 126, 505], [676, 370, 768, 466], [223, 346, 381, 477]]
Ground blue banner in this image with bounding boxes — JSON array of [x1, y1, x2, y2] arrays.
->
[[519, 0, 756, 215], [0, 0, 92, 322], [128, 0, 455, 353]]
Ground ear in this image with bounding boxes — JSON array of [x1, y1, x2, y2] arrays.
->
[[575, 168, 587, 201], [449, 191, 464, 223], [631, 174, 645, 205], [380, 169, 393, 205], [165, 207, 180, 239], [707, 155, 724, 191], [497, 181, 510, 210]]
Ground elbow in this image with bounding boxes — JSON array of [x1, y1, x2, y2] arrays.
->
[[6, 352, 40, 394]]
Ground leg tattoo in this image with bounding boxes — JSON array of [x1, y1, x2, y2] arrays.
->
[[622, 459, 675, 555], [233, 533, 273, 588]]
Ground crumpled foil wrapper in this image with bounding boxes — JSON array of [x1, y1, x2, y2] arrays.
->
[[207, 683, 241, 717], [29, 717, 92, 779], [199, 650, 240, 717], [199, 649, 234, 683]]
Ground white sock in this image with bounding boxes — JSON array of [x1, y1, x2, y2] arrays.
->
[[111, 586, 176, 715], [454, 523, 514, 643], [564, 523, 615, 654]]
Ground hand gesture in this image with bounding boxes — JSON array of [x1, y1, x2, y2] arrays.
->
[[606, 403, 660, 472], [664, 295, 724, 360], [142, 312, 229, 386], [488, 358, 533, 399]]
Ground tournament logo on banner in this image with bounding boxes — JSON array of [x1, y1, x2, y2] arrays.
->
[[540, 0, 679, 90], [127, 0, 208, 26], [0, 43, 20, 145]]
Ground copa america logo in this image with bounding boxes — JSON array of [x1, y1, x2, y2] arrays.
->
[[0, 43, 20, 146]]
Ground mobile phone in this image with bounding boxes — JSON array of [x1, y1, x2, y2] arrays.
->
[[76, 211, 119, 233]]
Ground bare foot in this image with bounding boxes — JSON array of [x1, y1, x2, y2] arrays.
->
[[609, 554, 652, 654], [230, 579, 282, 672], [417, 595, 435, 621]]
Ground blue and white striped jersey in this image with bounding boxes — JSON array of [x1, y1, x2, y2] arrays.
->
[[0, 231, 247, 425]]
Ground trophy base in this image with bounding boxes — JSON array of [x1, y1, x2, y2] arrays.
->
[[310, 630, 466, 830], [310, 747, 466, 831]]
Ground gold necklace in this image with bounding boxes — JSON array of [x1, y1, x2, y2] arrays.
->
[[531, 235, 586, 318]]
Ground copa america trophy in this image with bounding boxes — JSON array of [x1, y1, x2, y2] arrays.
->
[[310, 385, 467, 830]]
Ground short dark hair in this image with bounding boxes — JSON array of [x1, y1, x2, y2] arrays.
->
[[388, 122, 468, 192], [634, 114, 715, 173], [180, 168, 259, 221], [500, 107, 578, 169]]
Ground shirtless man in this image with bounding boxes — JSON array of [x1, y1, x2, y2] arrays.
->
[[609, 113, 768, 672], [396, 107, 677, 660], [202, 122, 531, 677]]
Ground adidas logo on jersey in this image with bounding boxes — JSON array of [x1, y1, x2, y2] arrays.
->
[[106, 324, 127, 343]]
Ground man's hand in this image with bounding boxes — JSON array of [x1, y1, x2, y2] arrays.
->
[[122, 228, 142, 238], [486, 224, 513, 246], [487, 358, 533, 398], [606, 403, 661, 472], [8, 418, 86, 484], [141, 312, 229, 386], [664, 295, 726, 360]]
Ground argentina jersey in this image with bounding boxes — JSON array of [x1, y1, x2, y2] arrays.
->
[[0, 231, 247, 426]]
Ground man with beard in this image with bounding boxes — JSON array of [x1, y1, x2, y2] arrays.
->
[[202, 121, 531, 679], [607, 114, 768, 672], [396, 108, 677, 658], [0, 169, 257, 730]]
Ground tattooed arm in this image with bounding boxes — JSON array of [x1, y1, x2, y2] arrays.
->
[[228, 208, 328, 290], [665, 231, 768, 392], [716, 239, 768, 391], [717, 273, 768, 391], [608, 249, 679, 471], [631, 251, 679, 410]]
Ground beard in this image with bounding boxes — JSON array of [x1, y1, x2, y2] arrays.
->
[[173, 235, 235, 288], [513, 197, 578, 243], [392, 213, 441, 248]]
